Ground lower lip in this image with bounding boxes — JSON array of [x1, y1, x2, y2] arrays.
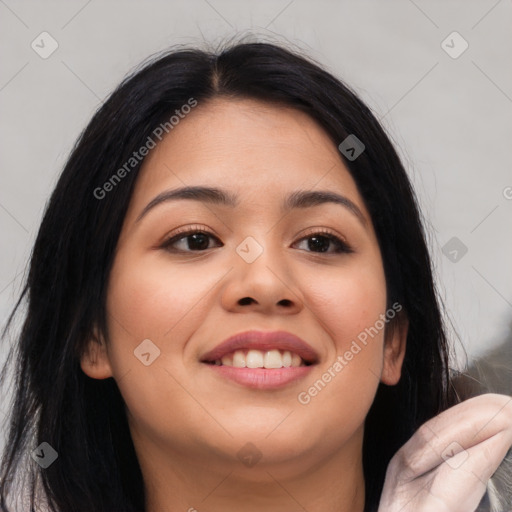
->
[[203, 363, 314, 390]]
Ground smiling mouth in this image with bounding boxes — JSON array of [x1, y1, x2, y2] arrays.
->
[[203, 349, 313, 368]]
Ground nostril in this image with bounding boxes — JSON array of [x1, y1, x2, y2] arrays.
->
[[239, 297, 254, 305]]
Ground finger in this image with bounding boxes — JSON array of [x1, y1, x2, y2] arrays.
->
[[390, 394, 512, 483], [424, 430, 511, 512], [380, 432, 511, 512]]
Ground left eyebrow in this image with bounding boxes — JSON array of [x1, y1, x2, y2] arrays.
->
[[135, 185, 367, 227], [284, 189, 367, 227]]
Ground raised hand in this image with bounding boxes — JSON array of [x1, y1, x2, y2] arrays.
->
[[378, 393, 512, 512]]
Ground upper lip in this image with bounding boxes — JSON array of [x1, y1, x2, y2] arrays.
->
[[200, 329, 319, 365]]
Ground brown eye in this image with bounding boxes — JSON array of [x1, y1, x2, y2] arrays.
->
[[294, 230, 353, 254], [161, 228, 222, 253]]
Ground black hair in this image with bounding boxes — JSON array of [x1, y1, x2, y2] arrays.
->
[[0, 40, 455, 512]]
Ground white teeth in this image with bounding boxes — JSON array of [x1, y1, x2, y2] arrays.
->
[[264, 349, 283, 369], [232, 351, 246, 368], [246, 350, 264, 368], [221, 354, 233, 366], [213, 349, 306, 368]]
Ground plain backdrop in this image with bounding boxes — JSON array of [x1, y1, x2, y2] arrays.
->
[[1, 0, 511, 451]]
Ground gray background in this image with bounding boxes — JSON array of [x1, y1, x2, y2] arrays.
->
[[1, 0, 511, 447]]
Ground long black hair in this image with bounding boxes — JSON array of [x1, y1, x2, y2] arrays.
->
[[0, 40, 454, 512]]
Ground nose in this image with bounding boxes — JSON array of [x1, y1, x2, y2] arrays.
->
[[220, 239, 304, 315]]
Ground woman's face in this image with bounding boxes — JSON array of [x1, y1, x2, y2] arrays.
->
[[82, 98, 406, 481]]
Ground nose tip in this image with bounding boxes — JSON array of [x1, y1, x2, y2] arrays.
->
[[220, 234, 305, 315]]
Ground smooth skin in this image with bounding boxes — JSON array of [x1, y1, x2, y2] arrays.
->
[[81, 98, 511, 511]]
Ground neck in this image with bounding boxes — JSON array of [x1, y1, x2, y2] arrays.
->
[[134, 429, 366, 512]]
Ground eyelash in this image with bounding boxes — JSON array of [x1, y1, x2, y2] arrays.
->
[[160, 224, 354, 255]]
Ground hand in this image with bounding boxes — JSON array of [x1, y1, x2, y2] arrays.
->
[[378, 393, 512, 512]]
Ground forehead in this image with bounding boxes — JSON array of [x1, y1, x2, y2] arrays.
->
[[125, 98, 369, 222]]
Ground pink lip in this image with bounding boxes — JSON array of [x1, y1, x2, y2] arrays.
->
[[207, 365, 314, 390], [200, 329, 319, 364], [200, 329, 319, 390]]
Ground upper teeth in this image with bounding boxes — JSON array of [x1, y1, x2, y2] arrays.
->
[[215, 349, 304, 368]]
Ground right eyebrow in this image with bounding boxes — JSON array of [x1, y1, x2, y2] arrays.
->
[[135, 186, 238, 223]]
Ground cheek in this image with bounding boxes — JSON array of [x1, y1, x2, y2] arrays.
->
[[104, 253, 225, 387], [103, 256, 219, 442], [296, 257, 387, 426], [106, 254, 214, 341], [309, 255, 387, 352]]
